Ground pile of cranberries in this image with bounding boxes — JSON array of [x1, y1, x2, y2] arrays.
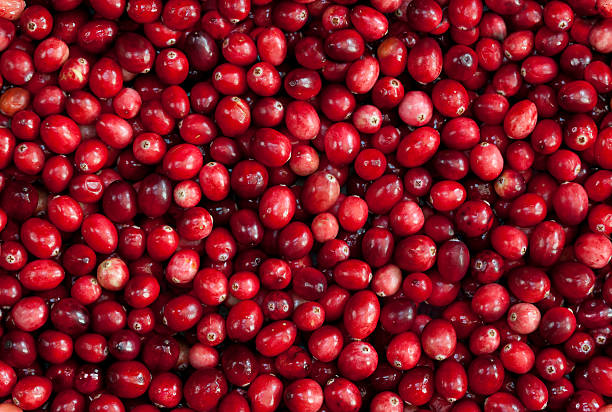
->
[[0, 0, 611, 410]]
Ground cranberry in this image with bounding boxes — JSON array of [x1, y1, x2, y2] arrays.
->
[[370, 391, 402, 412], [324, 377, 362, 412], [470, 142, 504, 181], [89, 57, 123, 98], [500, 341, 535, 374], [12, 375, 52, 410], [399, 91, 432, 127], [0, 1, 609, 409], [432, 79, 469, 117], [564, 332, 596, 363], [539, 307, 577, 344], [507, 303, 541, 334], [81, 213, 118, 254], [283, 378, 323, 412], [0, 49, 34, 85], [337, 340, 377, 380], [467, 355, 505, 396], [19, 259, 64, 292], [435, 359, 468, 401], [40, 114, 82, 154], [384, 331, 420, 370], [20, 217, 61, 258], [398, 366, 434, 406], [184, 368, 228, 411], [408, 37, 443, 83], [490, 225, 528, 260], [421, 319, 457, 361]]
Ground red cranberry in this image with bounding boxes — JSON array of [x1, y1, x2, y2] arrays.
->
[[324, 377, 362, 412], [12, 375, 52, 410], [0, 1, 609, 409], [184, 368, 227, 411]]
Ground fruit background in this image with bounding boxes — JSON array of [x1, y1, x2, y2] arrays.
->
[[0, 0, 610, 411]]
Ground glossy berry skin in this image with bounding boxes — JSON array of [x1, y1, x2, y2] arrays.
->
[[40, 114, 82, 154], [284, 378, 323, 412], [421, 319, 457, 361], [386, 332, 421, 370], [0, 0, 610, 410], [81, 214, 118, 254], [12, 376, 52, 410], [324, 377, 362, 412], [435, 359, 468, 401], [517, 374, 549, 410], [539, 307, 576, 344], [184, 368, 228, 411], [20, 217, 61, 258], [343, 290, 380, 340]]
